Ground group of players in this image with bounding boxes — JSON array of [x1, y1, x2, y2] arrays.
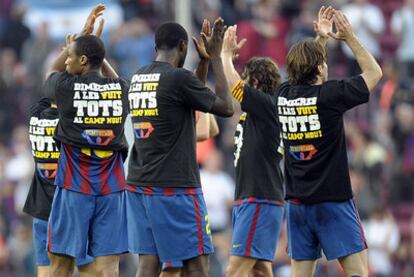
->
[[23, 3, 382, 277]]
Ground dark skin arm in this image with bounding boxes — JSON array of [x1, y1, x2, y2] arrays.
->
[[193, 19, 211, 84], [45, 4, 118, 79]]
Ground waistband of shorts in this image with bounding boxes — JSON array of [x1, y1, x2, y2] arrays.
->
[[127, 185, 203, 196], [288, 199, 302, 205], [234, 197, 284, 206]]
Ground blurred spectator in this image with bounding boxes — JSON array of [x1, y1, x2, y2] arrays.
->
[[200, 149, 234, 277], [378, 61, 412, 113], [391, 0, 414, 84], [236, 0, 290, 70], [0, 0, 412, 275], [109, 18, 154, 78], [342, 0, 384, 75], [287, 7, 315, 46], [363, 204, 400, 276], [0, 0, 12, 35], [390, 103, 414, 203], [7, 220, 34, 276], [0, 3, 31, 60], [350, 168, 377, 220], [21, 22, 55, 99]]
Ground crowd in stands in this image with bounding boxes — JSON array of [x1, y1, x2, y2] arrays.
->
[[0, 0, 413, 275]]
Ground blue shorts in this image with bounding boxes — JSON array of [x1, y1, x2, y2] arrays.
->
[[126, 187, 214, 269], [33, 218, 93, 266], [48, 188, 128, 259], [286, 199, 367, 261], [230, 200, 284, 261]]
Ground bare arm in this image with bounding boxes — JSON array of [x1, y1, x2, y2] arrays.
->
[[314, 6, 335, 48], [45, 45, 69, 80], [45, 5, 106, 79], [203, 18, 234, 117], [193, 20, 211, 84], [196, 112, 210, 141], [329, 11, 382, 92], [102, 59, 119, 78], [196, 112, 220, 141], [209, 114, 219, 137], [221, 25, 246, 97]]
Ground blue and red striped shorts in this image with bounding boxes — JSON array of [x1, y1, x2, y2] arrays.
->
[[55, 143, 126, 195], [230, 198, 284, 261], [286, 199, 367, 261], [126, 185, 214, 269]]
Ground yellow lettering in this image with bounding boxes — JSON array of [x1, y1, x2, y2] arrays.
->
[[100, 91, 122, 100], [84, 117, 106, 124], [287, 133, 304, 140], [143, 83, 159, 91], [106, 117, 123, 124]]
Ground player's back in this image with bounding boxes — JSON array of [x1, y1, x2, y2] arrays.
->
[[277, 76, 369, 203], [127, 61, 216, 187], [45, 71, 129, 154], [24, 98, 59, 220]]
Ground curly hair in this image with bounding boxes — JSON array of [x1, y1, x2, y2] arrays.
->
[[287, 39, 326, 85], [241, 57, 281, 95]]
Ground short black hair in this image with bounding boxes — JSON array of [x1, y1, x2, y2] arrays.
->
[[155, 22, 188, 50], [74, 35, 105, 68]]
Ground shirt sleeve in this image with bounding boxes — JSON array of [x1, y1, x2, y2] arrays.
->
[[179, 70, 217, 112], [44, 71, 75, 102], [119, 78, 130, 114], [320, 75, 370, 113], [232, 80, 276, 118], [29, 97, 50, 118]]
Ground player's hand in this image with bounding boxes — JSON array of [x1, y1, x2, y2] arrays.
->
[[313, 6, 335, 39], [202, 17, 227, 59], [80, 4, 106, 36], [222, 25, 246, 61], [329, 10, 355, 41], [192, 19, 211, 60], [65, 33, 77, 49]]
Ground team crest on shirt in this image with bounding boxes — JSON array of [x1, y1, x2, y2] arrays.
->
[[133, 122, 154, 139], [82, 129, 115, 146], [289, 144, 317, 160], [37, 163, 58, 179]]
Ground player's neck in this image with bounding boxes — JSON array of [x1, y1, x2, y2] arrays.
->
[[313, 76, 324, 86], [81, 66, 102, 76], [155, 50, 180, 68]]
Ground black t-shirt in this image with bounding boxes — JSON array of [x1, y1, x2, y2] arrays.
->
[[127, 61, 216, 187], [44, 71, 129, 156], [277, 75, 369, 203], [23, 98, 59, 220], [232, 81, 284, 201]]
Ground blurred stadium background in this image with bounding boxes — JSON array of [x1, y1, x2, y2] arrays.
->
[[0, 0, 413, 276]]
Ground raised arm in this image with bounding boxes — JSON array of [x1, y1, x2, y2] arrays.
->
[[329, 10, 382, 92], [202, 18, 234, 117], [193, 19, 211, 84], [208, 114, 219, 137], [45, 4, 118, 79], [313, 6, 335, 47], [221, 25, 246, 92]]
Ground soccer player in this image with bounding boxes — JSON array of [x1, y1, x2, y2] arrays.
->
[[277, 7, 382, 277], [220, 25, 284, 277], [126, 18, 233, 277], [44, 5, 130, 277], [24, 97, 95, 277]]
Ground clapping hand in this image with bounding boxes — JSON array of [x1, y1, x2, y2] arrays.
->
[[313, 6, 335, 39], [328, 10, 354, 41], [80, 4, 106, 37], [222, 25, 246, 61], [193, 19, 211, 60], [201, 17, 227, 59]]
